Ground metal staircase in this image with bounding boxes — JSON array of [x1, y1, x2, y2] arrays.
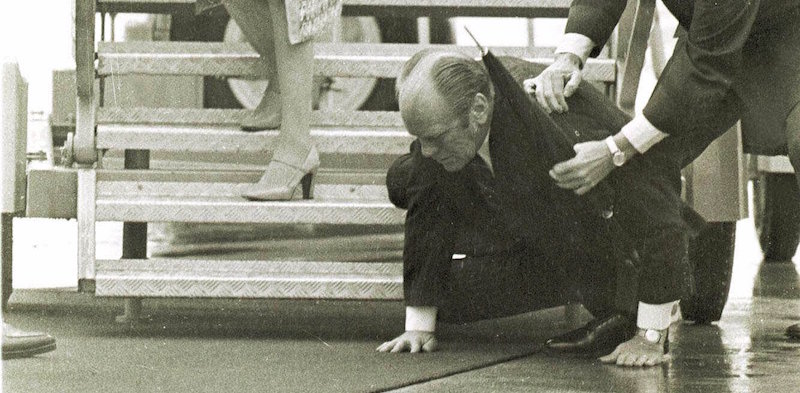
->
[[60, 0, 655, 318]]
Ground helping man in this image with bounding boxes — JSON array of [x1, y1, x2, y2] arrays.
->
[[376, 49, 705, 367]]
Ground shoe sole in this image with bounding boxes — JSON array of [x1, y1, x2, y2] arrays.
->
[[241, 124, 280, 132], [2, 342, 57, 359], [542, 346, 615, 359]]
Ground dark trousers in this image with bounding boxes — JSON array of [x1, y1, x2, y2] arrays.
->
[[387, 153, 621, 323]]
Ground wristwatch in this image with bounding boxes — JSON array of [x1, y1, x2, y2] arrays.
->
[[604, 136, 626, 167], [637, 328, 669, 347]]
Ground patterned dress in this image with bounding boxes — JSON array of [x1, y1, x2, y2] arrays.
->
[[196, 0, 343, 44]]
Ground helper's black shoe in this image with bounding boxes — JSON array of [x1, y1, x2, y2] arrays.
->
[[2, 323, 56, 359], [786, 323, 800, 340], [544, 314, 636, 358]]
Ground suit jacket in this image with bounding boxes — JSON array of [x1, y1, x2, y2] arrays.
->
[[566, 0, 800, 155], [397, 58, 688, 309]]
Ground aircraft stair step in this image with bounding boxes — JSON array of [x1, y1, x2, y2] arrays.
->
[[96, 42, 615, 82], [95, 178, 403, 224], [96, 0, 573, 18], [94, 259, 403, 299], [98, 108, 404, 128], [96, 124, 413, 154]]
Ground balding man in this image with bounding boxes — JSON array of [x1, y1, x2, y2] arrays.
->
[[376, 49, 696, 367]]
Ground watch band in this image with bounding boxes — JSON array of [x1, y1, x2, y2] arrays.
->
[[637, 328, 670, 353], [604, 136, 626, 167]]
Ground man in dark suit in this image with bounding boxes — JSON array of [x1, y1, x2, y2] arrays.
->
[[376, 49, 692, 367], [526, 0, 800, 345]]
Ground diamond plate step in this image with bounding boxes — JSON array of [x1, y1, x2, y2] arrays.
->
[[96, 125, 413, 154], [98, 179, 390, 199], [96, 42, 616, 82], [94, 259, 403, 299], [95, 169, 389, 186], [96, 192, 404, 224], [97, 0, 573, 17], [98, 108, 404, 128], [93, 166, 401, 224]]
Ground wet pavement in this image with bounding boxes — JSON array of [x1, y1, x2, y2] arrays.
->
[[3, 218, 800, 392], [395, 296, 800, 393]]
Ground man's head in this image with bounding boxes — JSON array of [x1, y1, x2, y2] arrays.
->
[[396, 49, 494, 172]]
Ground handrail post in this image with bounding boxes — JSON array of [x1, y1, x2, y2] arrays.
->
[[116, 149, 150, 323], [74, 0, 98, 165]]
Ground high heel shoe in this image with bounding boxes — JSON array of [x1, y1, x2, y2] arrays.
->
[[241, 89, 282, 131], [241, 147, 319, 201]]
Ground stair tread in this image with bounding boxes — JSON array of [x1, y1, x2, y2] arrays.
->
[[99, 194, 393, 204], [96, 42, 615, 81], [95, 193, 405, 224], [98, 108, 405, 127], [92, 169, 388, 185], [94, 259, 403, 299], [96, 124, 413, 154], [97, 259, 402, 275], [97, 0, 572, 17]]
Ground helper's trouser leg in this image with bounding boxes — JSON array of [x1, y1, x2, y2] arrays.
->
[[612, 139, 691, 306]]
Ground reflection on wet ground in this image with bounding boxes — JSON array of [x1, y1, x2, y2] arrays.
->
[[397, 259, 800, 393]]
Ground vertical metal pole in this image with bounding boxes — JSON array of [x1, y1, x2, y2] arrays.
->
[[100, 12, 106, 42], [416, 17, 431, 44], [77, 168, 97, 292], [116, 149, 150, 323], [74, 0, 98, 165], [526, 19, 536, 49], [2, 213, 14, 310], [110, 13, 117, 42]]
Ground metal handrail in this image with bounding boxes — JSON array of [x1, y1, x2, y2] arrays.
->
[[73, 0, 98, 165]]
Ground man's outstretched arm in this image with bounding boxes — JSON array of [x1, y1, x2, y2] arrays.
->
[[380, 149, 461, 354]]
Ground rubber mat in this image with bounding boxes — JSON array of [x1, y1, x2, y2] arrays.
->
[[3, 291, 586, 393]]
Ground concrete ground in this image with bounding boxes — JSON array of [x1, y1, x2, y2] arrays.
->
[[3, 218, 800, 392]]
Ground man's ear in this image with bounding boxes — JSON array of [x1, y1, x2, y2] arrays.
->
[[470, 93, 491, 125]]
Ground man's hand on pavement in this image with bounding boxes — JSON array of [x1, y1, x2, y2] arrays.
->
[[523, 53, 583, 114], [599, 335, 670, 367], [376, 331, 438, 354], [550, 140, 615, 195]]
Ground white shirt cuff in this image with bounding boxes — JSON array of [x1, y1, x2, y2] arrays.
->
[[555, 33, 595, 67], [637, 301, 678, 330], [405, 306, 437, 332], [620, 115, 668, 154]]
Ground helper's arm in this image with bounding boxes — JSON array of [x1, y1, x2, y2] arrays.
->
[[642, 0, 760, 139]]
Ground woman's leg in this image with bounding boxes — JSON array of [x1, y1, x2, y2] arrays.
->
[[240, 0, 318, 200], [223, 0, 282, 130], [265, 0, 314, 166]]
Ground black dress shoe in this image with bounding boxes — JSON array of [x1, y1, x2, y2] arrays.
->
[[2, 323, 56, 359], [786, 323, 800, 340], [545, 314, 636, 357]]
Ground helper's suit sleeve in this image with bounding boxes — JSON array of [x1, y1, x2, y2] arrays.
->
[[564, 0, 628, 58], [643, 0, 760, 138]]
